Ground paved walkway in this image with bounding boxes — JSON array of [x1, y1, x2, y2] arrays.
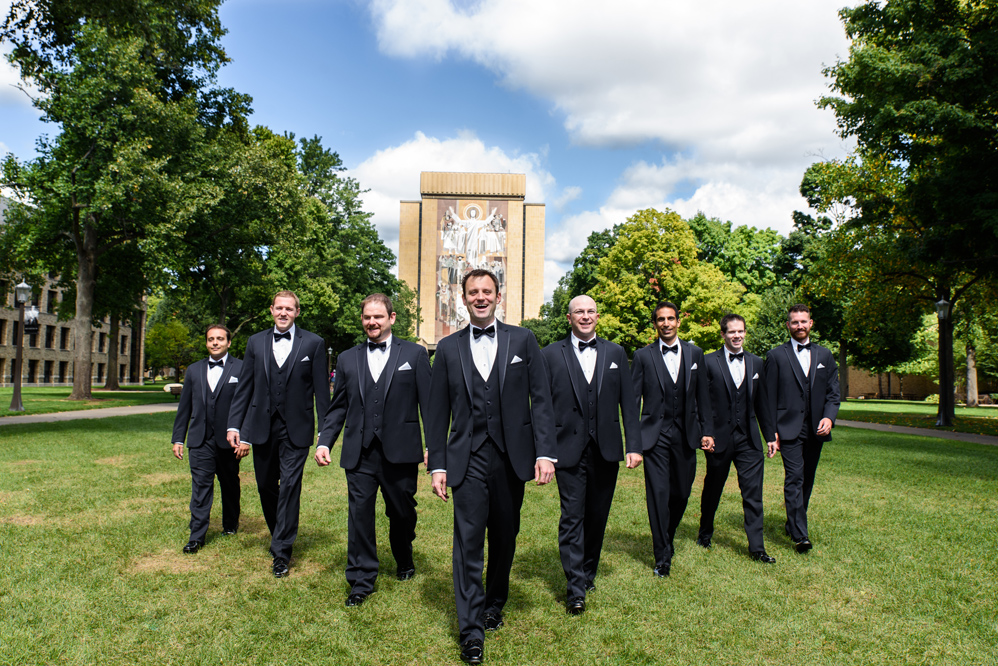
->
[[0, 402, 178, 426], [837, 419, 998, 447]]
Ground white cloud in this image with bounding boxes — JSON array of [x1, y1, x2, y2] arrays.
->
[[552, 185, 581, 211], [350, 130, 556, 264]]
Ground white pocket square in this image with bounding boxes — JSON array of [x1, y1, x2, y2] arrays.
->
[[691, 363, 698, 370], [511, 355, 523, 364], [752, 372, 759, 380], [228, 376, 239, 383], [610, 362, 618, 369], [398, 361, 412, 371], [817, 363, 825, 369], [301, 355, 310, 362]]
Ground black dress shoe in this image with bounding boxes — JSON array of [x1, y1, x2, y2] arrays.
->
[[460, 638, 484, 665], [585, 580, 596, 592], [696, 535, 712, 549], [182, 540, 203, 554], [483, 610, 504, 631], [653, 563, 671, 578], [750, 551, 776, 564], [222, 528, 237, 536], [396, 567, 416, 581], [272, 557, 290, 578], [794, 539, 813, 554], [345, 593, 368, 607], [566, 597, 586, 615]]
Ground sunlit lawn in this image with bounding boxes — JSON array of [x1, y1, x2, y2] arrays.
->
[[1, 416, 996, 665], [839, 399, 998, 437], [0, 384, 175, 417]]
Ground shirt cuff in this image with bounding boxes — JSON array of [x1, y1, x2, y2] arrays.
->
[[430, 468, 446, 475], [172, 442, 184, 447], [317, 445, 330, 451], [226, 428, 239, 433], [536, 456, 557, 463]]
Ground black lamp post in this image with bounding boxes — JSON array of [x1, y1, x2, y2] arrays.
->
[[9, 280, 32, 412], [327, 346, 334, 386], [935, 297, 953, 427]]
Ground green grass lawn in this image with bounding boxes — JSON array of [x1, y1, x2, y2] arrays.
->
[[1, 417, 996, 665], [0, 385, 176, 417], [839, 399, 998, 437]]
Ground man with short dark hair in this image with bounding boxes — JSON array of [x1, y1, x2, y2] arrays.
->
[[427, 269, 556, 665], [543, 295, 641, 615], [765, 304, 840, 553], [172, 325, 244, 554], [631, 301, 713, 577], [227, 291, 330, 577], [699, 314, 778, 563], [315, 293, 431, 607]]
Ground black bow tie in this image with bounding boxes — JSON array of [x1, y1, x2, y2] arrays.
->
[[578, 339, 597, 351], [473, 325, 496, 340], [728, 352, 744, 362], [368, 341, 387, 352], [662, 344, 679, 355], [797, 343, 811, 353], [274, 331, 291, 341], [208, 359, 224, 369]]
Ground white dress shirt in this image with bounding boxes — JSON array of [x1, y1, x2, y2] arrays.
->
[[368, 334, 391, 381], [793, 338, 811, 377], [724, 346, 745, 388], [470, 323, 498, 381], [659, 338, 681, 383], [571, 333, 597, 384], [273, 324, 295, 368], [207, 353, 229, 392]]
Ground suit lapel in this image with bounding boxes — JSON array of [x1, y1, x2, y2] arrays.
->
[[595, 338, 607, 395], [746, 354, 755, 402], [682, 340, 692, 391], [356, 346, 366, 405], [214, 357, 233, 398], [783, 342, 806, 390], [384, 338, 400, 394], [264, 332, 272, 383], [286, 328, 303, 376], [457, 326, 474, 403], [650, 342, 667, 393], [715, 351, 734, 400], [560, 338, 584, 409], [497, 321, 510, 393], [809, 345, 819, 387]]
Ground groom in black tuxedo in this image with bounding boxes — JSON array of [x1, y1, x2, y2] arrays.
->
[[542, 295, 641, 616], [315, 293, 431, 607], [227, 291, 330, 578], [172, 324, 245, 554], [764, 304, 840, 553], [426, 269, 556, 666]]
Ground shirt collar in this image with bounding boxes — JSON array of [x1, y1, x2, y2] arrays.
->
[[659, 338, 681, 351], [274, 324, 296, 338], [369, 334, 393, 350], [724, 345, 742, 357], [209, 352, 229, 364], [571, 333, 596, 349], [791, 337, 810, 348]]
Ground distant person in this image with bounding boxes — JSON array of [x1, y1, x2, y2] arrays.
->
[[426, 269, 556, 666], [171, 325, 245, 554], [699, 314, 778, 563], [315, 294, 431, 607], [765, 304, 840, 553], [631, 301, 713, 577], [542, 295, 642, 615], [227, 291, 330, 578]]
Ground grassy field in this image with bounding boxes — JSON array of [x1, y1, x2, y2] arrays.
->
[[0, 385, 176, 417], [839, 399, 998, 437], [1, 416, 996, 665]]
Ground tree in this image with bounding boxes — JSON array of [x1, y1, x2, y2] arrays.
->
[[145, 319, 196, 381], [593, 209, 744, 355], [687, 213, 784, 295]]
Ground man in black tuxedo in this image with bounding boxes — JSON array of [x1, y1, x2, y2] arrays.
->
[[315, 293, 431, 607], [631, 301, 713, 577], [699, 313, 778, 563], [427, 269, 556, 666], [227, 291, 330, 578], [542, 295, 642, 616], [764, 304, 840, 553], [172, 324, 246, 554]]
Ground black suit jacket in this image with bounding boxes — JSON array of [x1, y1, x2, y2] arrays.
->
[[631, 338, 713, 450], [227, 326, 330, 449], [426, 321, 556, 487], [704, 349, 775, 455], [542, 336, 640, 468], [764, 341, 840, 442], [172, 356, 243, 448], [316, 337, 431, 469]]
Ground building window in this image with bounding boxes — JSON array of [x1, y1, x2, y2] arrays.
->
[[60, 327, 70, 350], [98, 332, 106, 353], [45, 325, 56, 349], [0, 319, 6, 345], [58, 360, 68, 383], [119, 364, 127, 381], [0, 358, 6, 383], [120, 334, 128, 354], [12, 321, 18, 347], [47, 290, 58, 313], [44, 360, 54, 383], [0, 280, 8, 304], [97, 363, 105, 383], [28, 359, 39, 383], [29, 330, 38, 348]]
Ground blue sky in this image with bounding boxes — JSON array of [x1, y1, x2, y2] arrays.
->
[[1, 0, 854, 300]]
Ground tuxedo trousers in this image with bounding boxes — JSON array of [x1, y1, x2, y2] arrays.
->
[[779, 426, 823, 542], [555, 439, 618, 599], [187, 440, 240, 543], [643, 427, 696, 567], [451, 440, 524, 643], [252, 414, 311, 560], [344, 438, 418, 595], [698, 435, 765, 552]]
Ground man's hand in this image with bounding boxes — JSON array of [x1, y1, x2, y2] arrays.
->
[[315, 446, 332, 467], [423, 450, 429, 472], [767, 433, 780, 458], [431, 472, 449, 501], [226, 431, 241, 448], [172, 444, 184, 460], [816, 418, 833, 437], [534, 459, 555, 485], [700, 436, 715, 452], [234, 443, 250, 460], [625, 452, 643, 469]]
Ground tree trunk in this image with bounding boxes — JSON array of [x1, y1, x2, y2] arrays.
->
[[936, 296, 955, 426], [887, 373, 892, 398], [966, 342, 978, 407], [877, 372, 883, 398], [838, 339, 849, 398], [70, 220, 97, 400], [104, 317, 120, 390]]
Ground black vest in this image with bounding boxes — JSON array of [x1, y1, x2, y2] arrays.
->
[[660, 353, 686, 434], [269, 351, 290, 420], [362, 359, 387, 448], [731, 371, 748, 439], [472, 360, 505, 452], [205, 368, 220, 445], [582, 372, 597, 444]]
